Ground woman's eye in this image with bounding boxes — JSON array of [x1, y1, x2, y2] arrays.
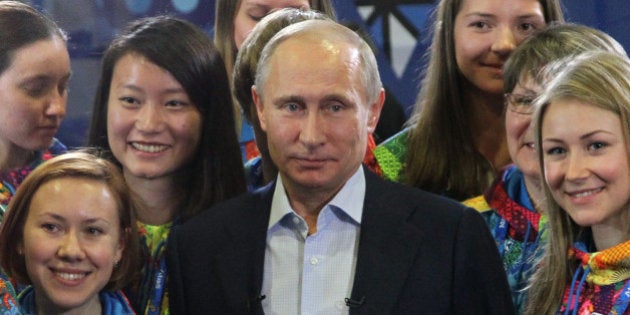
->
[[119, 96, 139, 106], [515, 95, 534, 106], [166, 100, 186, 108], [249, 14, 264, 22], [42, 223, 58, 232], [545, 147, 566, 156], [470, 21, 490, 30], [519, 23, 536, 32], [87, 227, 104, 236], [24, 85, 47, 97], [588, 142, 607, 151]]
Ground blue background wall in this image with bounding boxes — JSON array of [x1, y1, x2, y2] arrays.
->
[[27, 0, 629, 148]]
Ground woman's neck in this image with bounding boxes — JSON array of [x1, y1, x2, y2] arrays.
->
[[466, 88, 511, 170], [591, 222, 630, 251], [36, 291, 101, 315], [0, 142, 34, 171], [124, 173, 181, 225], [523, 175, 543, 214]]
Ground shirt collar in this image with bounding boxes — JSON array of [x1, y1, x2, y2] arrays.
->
[[268, 166, 365, 230]]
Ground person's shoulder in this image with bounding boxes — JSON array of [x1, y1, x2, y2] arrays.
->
[[366, 173, 484, 239], [49, 138, 68, 155], [462, 194, 492, 213], [177, 183, 272, 233], [377, 128, 409, 148], [366, 170, 468, 215], [373, 128, 410, 181], [0, 279, 18, 315], [100, 290, 135, 315]]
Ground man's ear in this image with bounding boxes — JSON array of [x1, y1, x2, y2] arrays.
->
[[252, 85, 267, 132], [367, 88, 385, 133]]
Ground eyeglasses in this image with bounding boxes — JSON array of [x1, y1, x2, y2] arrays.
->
[[505, 93, 537, 115]]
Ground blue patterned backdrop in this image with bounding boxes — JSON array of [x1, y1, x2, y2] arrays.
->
[[26, 0, 629, 148]]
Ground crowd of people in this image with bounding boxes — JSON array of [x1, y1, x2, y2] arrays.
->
[[0, 0, 629, 314]]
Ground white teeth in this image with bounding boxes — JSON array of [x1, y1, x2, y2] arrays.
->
[[131, 142, 167, 153], [56, 272, 86, 281], [573, 188, 602, 198]]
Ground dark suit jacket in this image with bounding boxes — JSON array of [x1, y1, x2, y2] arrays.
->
[[167, 168, 514, 314]]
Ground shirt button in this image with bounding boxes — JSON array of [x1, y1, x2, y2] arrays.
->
[[310, 257, 318, 265], [292, 217, 300, 225]]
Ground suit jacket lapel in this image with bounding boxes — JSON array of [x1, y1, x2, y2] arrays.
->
[[214, 183, 275, 313], [349, 169, 424, 313]]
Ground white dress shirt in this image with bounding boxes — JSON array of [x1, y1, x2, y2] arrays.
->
[[261, 167, 365, 315]]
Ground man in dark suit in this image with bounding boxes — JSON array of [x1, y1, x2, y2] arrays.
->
[[167, 19, 513, 314]]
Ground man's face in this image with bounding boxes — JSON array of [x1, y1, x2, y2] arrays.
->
[[254, 37, 382, 195]]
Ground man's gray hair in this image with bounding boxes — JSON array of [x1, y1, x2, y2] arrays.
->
[[255, 19, 382, 104]]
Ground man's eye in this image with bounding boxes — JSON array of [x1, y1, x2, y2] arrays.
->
[[285, 103, 300, 112], [329, 104, 343, 112]]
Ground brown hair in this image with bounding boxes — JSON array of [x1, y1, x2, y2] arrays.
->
[[504, 22, 626, 95], [87, 16, 246, 221], [403, 0, 564, 200], [0, 0, 66, 75]]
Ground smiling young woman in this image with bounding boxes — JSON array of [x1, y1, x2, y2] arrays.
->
[[0, 151, 140, 315], [373, 0, 564, 201], [87, 16, 246, 314], [527, 51, 630, 315]]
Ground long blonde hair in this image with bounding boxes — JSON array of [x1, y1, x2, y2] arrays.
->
[[526, 51, 630, 314]]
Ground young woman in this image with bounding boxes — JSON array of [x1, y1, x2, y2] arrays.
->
[[526, 51, 630, 315], [373, 0, 563, 200], [87, 16, 246, 314], [0, 151, 139, 314], [0, 1, 70, 211], [463, 23, 626, 313]]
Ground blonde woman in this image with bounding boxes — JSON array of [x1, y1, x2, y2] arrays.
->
[[527, 51, 630, 314]]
